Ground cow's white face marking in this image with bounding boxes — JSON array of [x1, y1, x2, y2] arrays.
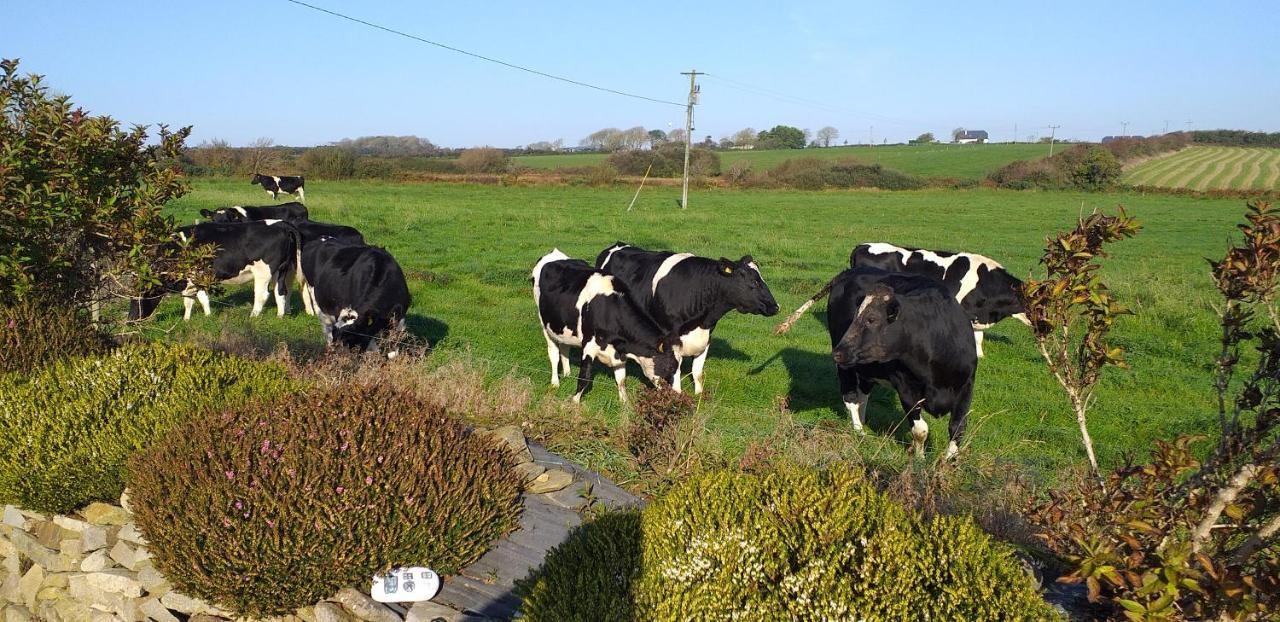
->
[[677, 327, 712, 358], [263, 219, 281, 226], [855, 293, 889, 319], [599, 244, 629, 269], [651, 253, 693, 294], [531, 249, 570, 304], [231, 206, 247, 218], [336, 307, 359, 328]]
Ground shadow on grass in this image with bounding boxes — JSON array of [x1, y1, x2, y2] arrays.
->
[[516, 511, 641, 622], [405, 313, 449, 346]]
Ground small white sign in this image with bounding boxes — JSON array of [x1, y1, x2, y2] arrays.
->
[[371, 567, 442, 603]]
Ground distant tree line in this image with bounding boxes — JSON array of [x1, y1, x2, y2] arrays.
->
[[1190, 129, 1280, 148], [988, 133, 1188, 191]]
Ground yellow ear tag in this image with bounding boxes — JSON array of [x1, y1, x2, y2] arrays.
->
[[722, 266, 733, 274], [657, 342, 664, 352]]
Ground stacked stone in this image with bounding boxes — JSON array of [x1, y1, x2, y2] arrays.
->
[[0, 427, 591, 622]]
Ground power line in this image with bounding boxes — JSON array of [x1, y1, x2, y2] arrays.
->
[[702, 73, 926, 127], [282, 0, 684, 108]]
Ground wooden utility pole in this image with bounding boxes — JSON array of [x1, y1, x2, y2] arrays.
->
[[679, 70, 703, 209], [1047, 124, 1060, 156]]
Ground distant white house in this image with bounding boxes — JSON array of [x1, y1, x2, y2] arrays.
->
[[730, 144, 756, 150], [955, 130, 989, 144]]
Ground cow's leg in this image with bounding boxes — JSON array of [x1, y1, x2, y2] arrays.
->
[[613, 365, 628, 404], [690, 347, 710, 395], [196, 290, 211, 316], [974, 330, 985, 358], [946, 383, 974, 460], [908, 411, 929, 458], [300, 283, 315, 315], [297, 187, 305, 202], [837, 367, 868, 435], [273, 272, 290, 317], [182, 294, 195, 320], [559, 348, 571, 379], [268, 190, 277, 200], [572, 355, 594, 403], [250, 265, 270, 317], [544, 332, 562, 387], [670, 352, 684, 393]]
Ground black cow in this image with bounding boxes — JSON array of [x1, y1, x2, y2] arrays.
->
[[827, 267, 977, 459], [290, 221, 365, 316], [850, 243, 1031, 357], [533, 249, 679, 403], [301, 239, 410, 353], [129, 221, 299, 321], [595, 242, 779, 394], [250, 174, 305, 202], [200, 202, 308, 223]]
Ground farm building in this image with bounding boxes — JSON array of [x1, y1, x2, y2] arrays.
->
[[955, 130, 988, 144]]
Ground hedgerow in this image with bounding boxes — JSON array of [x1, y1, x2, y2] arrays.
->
[[0, 342, 291, 514], [128, 383, 523, 618]]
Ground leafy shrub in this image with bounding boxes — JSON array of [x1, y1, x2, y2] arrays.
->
[[129, 383, 523, 618], [517, 511, 643, 622], [457, 147, 512, 174], [0, 58, 199, 308], [522, 467, 1056, 620], [0, 342, 290, 514], [300, 146, 357, 179], [746, 157, 926, 190], [0, 299, 113, 375], [1071, 146, 1122, 190], [608, 143, 720, 178], [637, 467, 1055, 621]]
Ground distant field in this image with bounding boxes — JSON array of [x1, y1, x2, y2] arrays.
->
[[514, 143, 1054, 180], [1124, 146, 1280, 190], [158, 180, 1248, 485]]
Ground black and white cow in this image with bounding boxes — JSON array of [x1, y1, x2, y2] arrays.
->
[[533, 249, 679, 403], [827, 267, 977, 459], [595, 242, 780, 394], [200, 202, 308, 223], [129, 221, 300, 321], [850, 242, 1030, 357], [250, 174, 306, 202], [300, 239, 410, 352], [290, 221, 365, 316]]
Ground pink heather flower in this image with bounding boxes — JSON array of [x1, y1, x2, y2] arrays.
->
[[234, 501, 242, 510], [266, 519, 275, 528], [222, 518, 231, 527], [340, 441, 350, 452], [364, 476, 373, 485], [286, 468, 297, 477], [224, 471, 235, 480], [242, 512, 249, 519], [376, 456, 384, 464], [335, 486, 346, 494], [261, 440, 271, 453]]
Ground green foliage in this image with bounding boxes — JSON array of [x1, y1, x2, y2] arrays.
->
[[0, 58, 201, 308], [300, 146, 357, 179], [0, 342, 290, 514], [128, 383, 523, 618], [745, 157, 926, 190], [1190, 129, 1280, 148], [0, 299, 113, 375], [457, 147, 513, 174], [911, 132, 936, 144], [757, 125, 807, 150], [1030, 203, 1280, 621], [1023, 208, 1141, 476], [1072, 146, 1123, 190], [517, 511, 644, 622], [608, 143, 720, 178]]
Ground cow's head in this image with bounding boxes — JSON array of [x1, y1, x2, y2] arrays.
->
[[199, 208, 245, 223], [972, 267, 1031, 327], [628, 336, 680, 389], [250, 173, 265, 186], [716, 256, 780, 317], [832, 284, 901, 367], [332, 307, 401, 353]]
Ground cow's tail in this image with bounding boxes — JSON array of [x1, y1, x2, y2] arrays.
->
[[774, 276, 837, 335]]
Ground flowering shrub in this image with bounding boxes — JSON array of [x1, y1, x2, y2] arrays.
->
[[128, 383, 523, 618], [0, 342, 289, 513]]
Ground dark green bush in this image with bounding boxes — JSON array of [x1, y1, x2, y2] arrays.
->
[[519, 467, 1057, 621], [517, 511, 643, 622], [0, 342, 291, 514], [608, 143, 720, 177], [129, 383, 523, 618], [748, 157, 926, 190], [638, 468, 1055, 621], [0, 299, 113, 375], [300, 146, 357, 179], [1071, 146, 1123, 190]]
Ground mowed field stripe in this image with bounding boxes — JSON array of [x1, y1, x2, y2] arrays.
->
[[1263, 150, 1280, 189], [1174, 148, 1234, 189], [1126, 148, 1203, 185], [1151, 147, 1224, 187], [1239, 150, 1266, 189], [1197, 148, 1253, 190]]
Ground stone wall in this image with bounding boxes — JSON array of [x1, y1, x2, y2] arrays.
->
[[0, 426, 625, 622]]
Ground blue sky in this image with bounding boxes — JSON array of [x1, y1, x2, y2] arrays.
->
[[4, 1, 1277, 148]]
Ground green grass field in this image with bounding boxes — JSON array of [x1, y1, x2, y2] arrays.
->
[[514, 143, 1054, 180], [1124, 146, 1280, 190], [157, 179, 1247, 484]]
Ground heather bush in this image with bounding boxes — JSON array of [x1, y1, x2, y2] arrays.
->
[[0, 342, 290, 514], [129, 383, 523, 618], [0, 299, 113, 375], [517, 511, 643, 622]]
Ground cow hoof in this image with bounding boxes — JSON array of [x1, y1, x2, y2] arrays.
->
[[852, 426, 866, 437]]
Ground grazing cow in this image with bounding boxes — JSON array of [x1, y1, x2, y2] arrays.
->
[[595, 242, 780, 394], [533, 249, 678, 403], [129, 221, 299, 321], [200, 202, 308, 223], [850, 242, 1031, 357], [300, 239, 410, 353], [251, 174, 305, 202], [827, 267, 977, 459], [290, 221, 365, 316]]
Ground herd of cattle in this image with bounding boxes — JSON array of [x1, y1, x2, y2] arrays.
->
[[132, 175, 1033, 457]]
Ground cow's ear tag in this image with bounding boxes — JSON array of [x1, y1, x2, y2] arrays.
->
[[721, 265, 733, 274]]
